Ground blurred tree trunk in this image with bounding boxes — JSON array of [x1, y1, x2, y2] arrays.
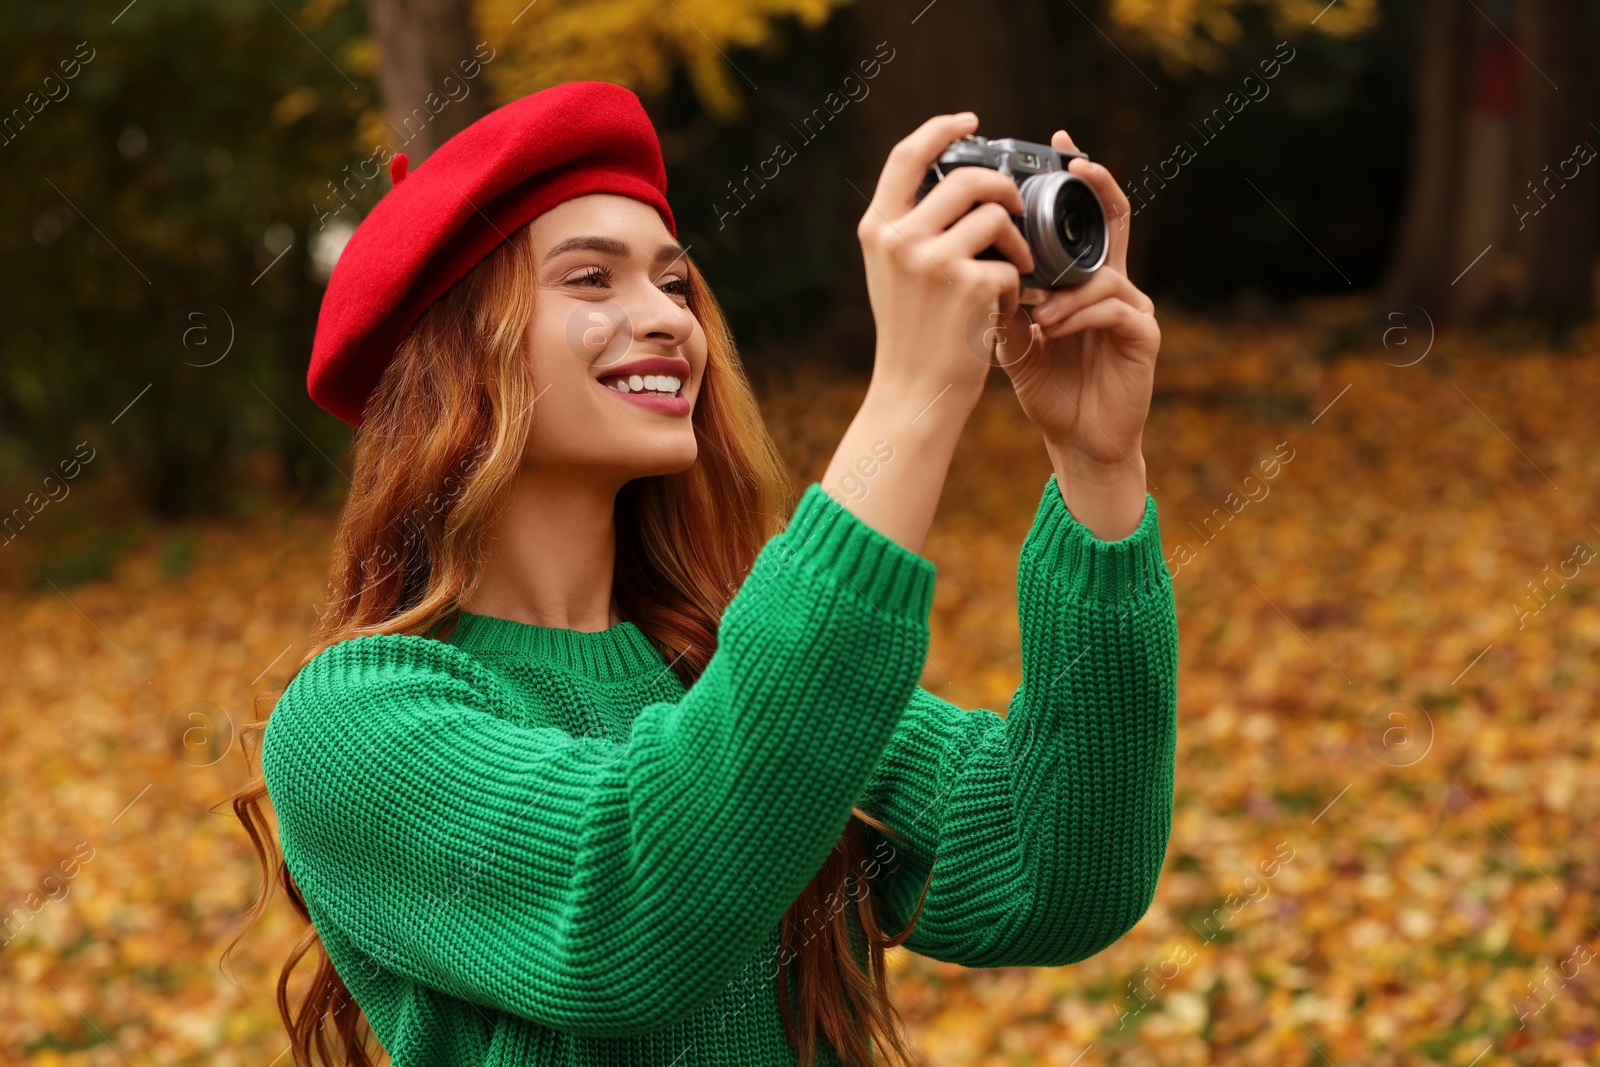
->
[[365, 0, 486, 163], [1384, 0, 1594, 324], [1382, 0, 1470, 317], [1510, 0, 1595, 319]]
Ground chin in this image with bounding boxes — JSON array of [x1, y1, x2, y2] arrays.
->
[[618, 441, 698, 480]]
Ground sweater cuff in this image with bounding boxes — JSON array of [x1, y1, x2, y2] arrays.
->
[[780, 483, 937, 620], [1021, 473, 1169, 604]]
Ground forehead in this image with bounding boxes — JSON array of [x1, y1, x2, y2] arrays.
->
[[528, 194, 674, 253]]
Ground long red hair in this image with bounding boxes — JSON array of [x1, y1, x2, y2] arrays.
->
[[224, 220, 935, 1066]]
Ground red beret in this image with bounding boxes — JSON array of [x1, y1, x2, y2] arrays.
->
[[307, 80, 677, 426]]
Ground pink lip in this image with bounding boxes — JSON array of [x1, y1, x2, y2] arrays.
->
[[594, 377, 691, 417], [593, 354, 692, 382]]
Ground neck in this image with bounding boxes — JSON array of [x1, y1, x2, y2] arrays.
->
[[459, 466, 622, 632]]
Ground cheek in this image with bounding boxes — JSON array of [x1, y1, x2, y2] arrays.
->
[[686, 328, 710, 388], [522, 324, 606, 459], [530, 299, 621, 378]]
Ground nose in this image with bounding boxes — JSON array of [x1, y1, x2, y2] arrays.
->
[[624, 275, 695, 349]]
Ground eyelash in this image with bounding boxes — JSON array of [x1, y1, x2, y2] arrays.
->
[[569, 265, 613, 288], [567, 265, 693, 301]]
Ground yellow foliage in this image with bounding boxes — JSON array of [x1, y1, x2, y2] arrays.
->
[[6, 307, 1600, 1063], [474, 0, 851, 121], [340, 33, 380, 79], [270, 86, 320, 127], [1109, 0, 1380, 74], [297, 0, 351, 32]]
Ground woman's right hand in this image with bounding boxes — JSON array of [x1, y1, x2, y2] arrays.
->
[[857, 111, 1035, 410], [819, 113, 1035, 556]]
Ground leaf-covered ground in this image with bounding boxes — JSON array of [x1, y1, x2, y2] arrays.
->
[[3, 301, 1597, 1066]]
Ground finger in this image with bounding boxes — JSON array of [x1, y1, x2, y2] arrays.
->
[[996, 270, 1022, 323], [934, 201, 1033, 274], [906, 165, 1025, 235], [966, 268, 1029, 360], [1066, 157, 1133, 273], [1039, 296, 1159, 349], [1051, 128, 1078, 154], [994, 313, 1042, 367], [1033, 267, 1153, 325], [871, 112, 980, 220], [967, 259, 1025, 312]]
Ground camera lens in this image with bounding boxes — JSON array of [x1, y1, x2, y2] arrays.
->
[[1019, 171, 1108, 287], [1060, 210, 1080, 245], [1051, 181, 1103, 264]]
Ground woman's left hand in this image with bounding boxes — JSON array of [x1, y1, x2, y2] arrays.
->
[[993, 129, 1160, 541]]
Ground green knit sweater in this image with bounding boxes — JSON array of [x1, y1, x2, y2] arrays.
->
[[261, 475, 1178, 1066]]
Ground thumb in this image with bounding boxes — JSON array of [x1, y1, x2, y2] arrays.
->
[[994, 310, 1041, 370]]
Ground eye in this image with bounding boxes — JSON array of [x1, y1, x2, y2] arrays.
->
[[660, 275, 694, 302], [566, 265, 613, 289]]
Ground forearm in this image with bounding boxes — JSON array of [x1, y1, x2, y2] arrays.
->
[[853, 481, 1178, 968], [1044, 433, 1149, 541], [820, 374, 979, 556], [1005, 481, 1178, 959]]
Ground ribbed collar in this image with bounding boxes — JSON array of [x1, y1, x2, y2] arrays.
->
[[443, 611, 666, 682]]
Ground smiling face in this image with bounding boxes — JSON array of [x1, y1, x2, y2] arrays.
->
[[520, 194, 706, 484]]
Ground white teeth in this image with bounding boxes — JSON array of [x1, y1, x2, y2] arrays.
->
[[602, 372, 682, 395]]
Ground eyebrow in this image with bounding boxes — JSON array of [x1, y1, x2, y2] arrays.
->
[[542, 235, 687, 266]]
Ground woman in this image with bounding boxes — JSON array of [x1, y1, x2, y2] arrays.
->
[[229, 80, 1175, 1067]]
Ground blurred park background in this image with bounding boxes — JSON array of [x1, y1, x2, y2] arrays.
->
[[4, 0, 1600, 1064]]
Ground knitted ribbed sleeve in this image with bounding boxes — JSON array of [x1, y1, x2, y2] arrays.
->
[[857, 472, 1178, 967], [260, 483, 938, 1039]]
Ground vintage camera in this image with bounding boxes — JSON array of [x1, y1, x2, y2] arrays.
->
[[914, 134, 1108, 304]]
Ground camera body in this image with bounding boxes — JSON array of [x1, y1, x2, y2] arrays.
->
[[914, 134, 1109, 304]]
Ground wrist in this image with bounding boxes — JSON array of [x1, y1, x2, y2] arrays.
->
[[1044, 438, 1148, 541], [864, 370, 984, 431], [1044, 434, 1146, 486]]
